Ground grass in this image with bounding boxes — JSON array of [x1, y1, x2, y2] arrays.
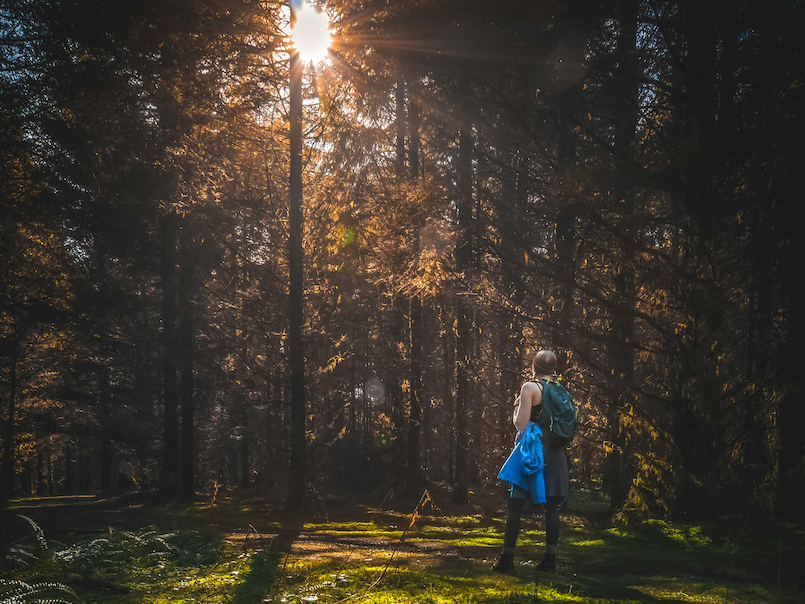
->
[[3, 491, 803, 604]]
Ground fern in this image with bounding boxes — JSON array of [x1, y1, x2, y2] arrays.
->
[[1, 516, 51, 574], [14, 517, 48, 551], [53, 528, 218, 574], [0, 579, 79, 604], [4, 547, 38, 569], [1, 519, 80, 604], [3, 520, 219, 603]]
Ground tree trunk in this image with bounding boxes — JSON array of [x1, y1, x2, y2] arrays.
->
[[452, 79, 473, 504], [606, 0, 640, 511], [442, 304, 456, 485], [554, 73, 578, 352], [100, 438, 112, 493], [64, 444, 72, 494], [20, 459, 30, 496], [46, 437, 53, 495], [388, 296, 406, 487], [179, 217, 195, 500], [160, 211, 180, 498], [348, 359, 356, 434], [775, 155, 804, 515], [396, 75, 406, 180], [742, 216, 772, 498], [671, 0, 721, 522], [77, 438, 85, 493], [409, 89, 420, 179], [406, 295, 422, 496], [36, 450, 44, 496], [0, 339, 17, 510], [286, 46, 307, 511], [406, 85, 422, 497]]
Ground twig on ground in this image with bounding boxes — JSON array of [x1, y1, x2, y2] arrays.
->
[[369, 490, 432, 588]]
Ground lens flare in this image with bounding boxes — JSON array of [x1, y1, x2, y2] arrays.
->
[[366, 378, 385, 404], [291, 3, 332, 63]]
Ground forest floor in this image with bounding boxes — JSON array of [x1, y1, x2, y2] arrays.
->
[[2, 485, 804, 604]]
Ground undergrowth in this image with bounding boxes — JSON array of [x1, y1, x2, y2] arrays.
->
[[1, 499, 802, 604]]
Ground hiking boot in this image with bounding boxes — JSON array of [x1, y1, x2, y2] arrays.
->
[[536, 553, 556, 571], [492, 553, 515, 573]]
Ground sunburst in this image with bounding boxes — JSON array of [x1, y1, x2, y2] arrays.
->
[[291, 2, 332, 63]]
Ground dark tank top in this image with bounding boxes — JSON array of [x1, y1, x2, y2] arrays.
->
[[529, 380, 548, 433]]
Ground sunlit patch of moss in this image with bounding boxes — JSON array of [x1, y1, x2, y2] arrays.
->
[[418, 524, 501, 538], [305, 521, 379, 532], [607, 527, 631, 538], [333, 529, 405, 540], [419, 524, 477, 535], [440, 515, 484, 527], [411, 536, 501, 549], [414, 525, 506, 548], [642, 520, 713, 548], [306, 516, 504, 549], [515, 528, 547, 547], [571, 539, 606, 546]]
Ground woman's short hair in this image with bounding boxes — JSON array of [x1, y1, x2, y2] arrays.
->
[[532, 350, 558, 376]]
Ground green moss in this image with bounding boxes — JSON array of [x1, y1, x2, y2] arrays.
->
[[571, 539, 606, 546], [640, 520, 713, 548]]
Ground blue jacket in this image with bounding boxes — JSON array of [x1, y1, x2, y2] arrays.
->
[[497, 422, 546, 503]]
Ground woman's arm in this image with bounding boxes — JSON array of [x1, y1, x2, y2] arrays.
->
[[513, 381, 543, 432]]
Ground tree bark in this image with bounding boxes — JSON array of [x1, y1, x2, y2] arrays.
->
[[36, 450, 44, 496], [606, 0, 640, 511], [64, 444, 72, 494], [100, 438, 112, 493], [0, 340, 17, 510], [776, 253, 805, 517], [406, 294, 422, 495], [771, 0, 804, 518], [286, 47, 307, 511], [396, 75, 406, 180], [442, 304, 456, 485], [671, 0, 721, 522], [406, 85, 422, 497], [160, 211, 180, 498], [179, 217, 195, 499], [452, 77, 473, 504]]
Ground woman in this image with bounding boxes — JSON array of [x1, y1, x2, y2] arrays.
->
[[493, 349, 569, 573]]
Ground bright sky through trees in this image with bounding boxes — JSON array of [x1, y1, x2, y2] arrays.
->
[[291, 2, 331, 62]]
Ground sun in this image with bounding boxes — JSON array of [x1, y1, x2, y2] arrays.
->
[[291, 2, 332, 63]]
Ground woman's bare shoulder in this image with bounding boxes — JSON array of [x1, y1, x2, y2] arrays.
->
[[521, 381, 543, 407], [521, 381, 542, 393]]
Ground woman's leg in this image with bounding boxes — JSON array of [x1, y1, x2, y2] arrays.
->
[[539, 496, 563, 569], [503, 495, 527, 555], [545, 496, 562, 554], [493, 487, 527, 572]]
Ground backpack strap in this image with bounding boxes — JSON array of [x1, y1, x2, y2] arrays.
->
[[531, 379, 547, 424]]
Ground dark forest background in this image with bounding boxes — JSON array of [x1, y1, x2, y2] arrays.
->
[[1, 0, 802, 522]]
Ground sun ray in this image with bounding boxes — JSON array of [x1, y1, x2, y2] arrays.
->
[[291, 2, 332, 63]]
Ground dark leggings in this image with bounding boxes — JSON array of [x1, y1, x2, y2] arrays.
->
[[503, 495, 562, 555]]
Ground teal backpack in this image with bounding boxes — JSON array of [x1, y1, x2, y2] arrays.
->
[[538, 378, 577, 446]]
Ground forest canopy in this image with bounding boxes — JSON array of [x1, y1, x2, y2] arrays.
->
[[1, 0, 802, 522]]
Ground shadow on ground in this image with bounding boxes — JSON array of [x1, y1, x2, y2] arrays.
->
[[231, 550, 282, 604]]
